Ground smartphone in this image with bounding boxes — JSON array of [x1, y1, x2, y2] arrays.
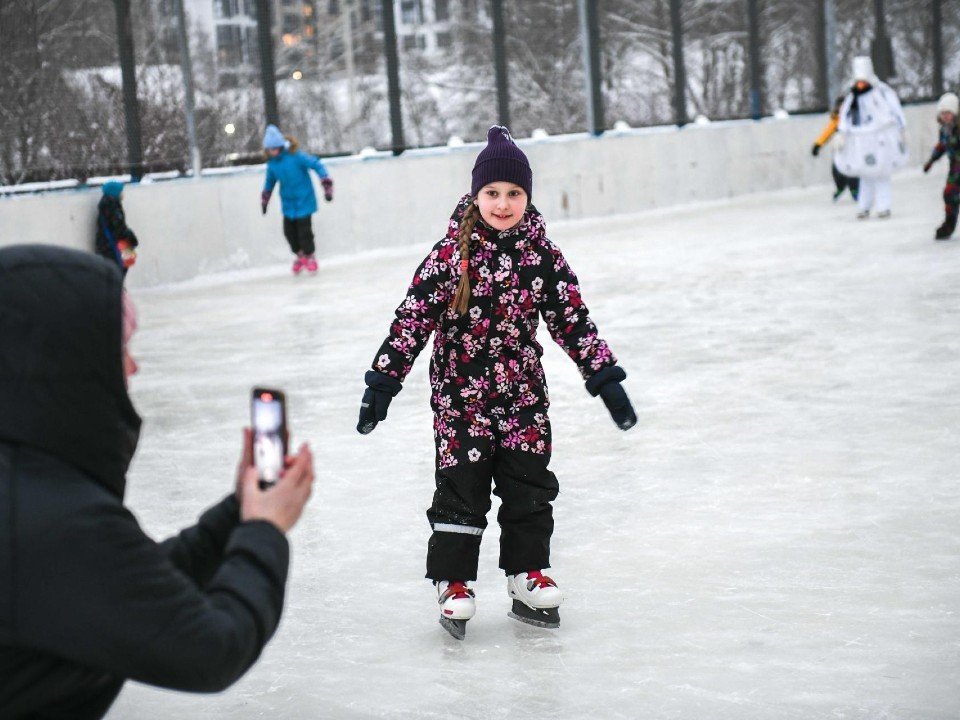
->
[[251, 387, 287, 489]]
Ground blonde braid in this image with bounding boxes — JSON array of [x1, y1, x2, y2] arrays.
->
[[451, 199, 480, 315]]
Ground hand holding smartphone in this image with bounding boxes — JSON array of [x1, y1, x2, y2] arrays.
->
[[251, 388, 287, 489]]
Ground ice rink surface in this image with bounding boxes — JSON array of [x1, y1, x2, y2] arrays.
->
[[110, 170, 958, 719]]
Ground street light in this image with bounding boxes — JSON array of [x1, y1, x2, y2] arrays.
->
[[224, 123, 236, 135]]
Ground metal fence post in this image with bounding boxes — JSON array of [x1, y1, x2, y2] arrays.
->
[[871, 0, 895, 81], [174, 0, 201, 178], [491, 0, 510, 129], [578, 0, 604, 136], [669, 0, 687, 126], [747, 0, 763, 119], [821, 0, 838, 107], [255, 0, 280, 127], [113, 0, 143, 181], [381, 0, 405, 154], [932, 0, 943, 96]]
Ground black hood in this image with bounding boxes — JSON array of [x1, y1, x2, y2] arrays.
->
[[0, 245, 141, 497]]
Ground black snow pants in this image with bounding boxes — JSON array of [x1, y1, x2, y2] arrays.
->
[[282, 216, 315, 255], [425, 406, 560, 581], [832, 162, 859, 198]]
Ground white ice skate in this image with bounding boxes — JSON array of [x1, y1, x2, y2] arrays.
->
[[507, 571, 562, 628], [436, 580, 475, 640]]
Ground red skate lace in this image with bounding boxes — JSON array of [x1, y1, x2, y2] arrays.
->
[[440, 581, 474, 602], [525, 571, 557, 590]]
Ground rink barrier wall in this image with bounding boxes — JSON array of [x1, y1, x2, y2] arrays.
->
[[0, 103, 937, 290]]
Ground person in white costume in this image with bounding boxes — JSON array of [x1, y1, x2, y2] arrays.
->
[[834, 56, 908, 219]]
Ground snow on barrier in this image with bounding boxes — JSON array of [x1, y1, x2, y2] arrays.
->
[[0, 104, 937, 290]]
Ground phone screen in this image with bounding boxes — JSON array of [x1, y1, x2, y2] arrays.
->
[[252, 389, 287, 486]]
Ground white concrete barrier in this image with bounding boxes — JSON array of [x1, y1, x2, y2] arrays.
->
[[0, 104, 938, 289]]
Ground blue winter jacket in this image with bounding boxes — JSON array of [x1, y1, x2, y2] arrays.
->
[[263, 150, 329, 219]]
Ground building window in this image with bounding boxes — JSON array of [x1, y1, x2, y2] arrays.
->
[[214, 0, 234, 19], [436, 30, 451, 48], [216, 25, 243, 64], [400, 33, 425, 50], [434, 0, 449, 22], [400, 0, 422, 25], [219, 72, 240, 89], [327, 0, 339, 14], [244, 26, 259, 61], [359, 0, 372, 22], [329, 34, 344, 59], [161, 27, 180, 61], [214, 0, 258, 19], [282, 13, 300, 33]]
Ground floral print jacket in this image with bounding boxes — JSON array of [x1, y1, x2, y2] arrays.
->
[[372, 193, 617, 424]]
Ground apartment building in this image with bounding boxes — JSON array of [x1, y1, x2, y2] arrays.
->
[[153, 0, 488, 87]]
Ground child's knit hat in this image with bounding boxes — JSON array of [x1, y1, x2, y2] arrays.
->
[[102, 181, 124, 199], [263, 124, 290, 150], [471, 126, 532, 201], [937, 92, 959, 116]]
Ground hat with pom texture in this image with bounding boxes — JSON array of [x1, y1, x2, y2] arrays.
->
[[471, 126, 532, 201]]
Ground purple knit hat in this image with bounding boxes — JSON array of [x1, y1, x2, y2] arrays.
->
[[471, 126, 533, 201]]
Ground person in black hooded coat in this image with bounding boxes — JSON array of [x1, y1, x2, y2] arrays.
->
[[0, 245, 314, 719]]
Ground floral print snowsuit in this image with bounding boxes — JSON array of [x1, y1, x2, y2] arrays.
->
[[371, 195, 618, 580]]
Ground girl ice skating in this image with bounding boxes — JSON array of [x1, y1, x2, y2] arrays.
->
[[923, 92, 960, 241], [260, 124, 334, 274], [356, 125, 637, 640], [833, 56, 907, 219]]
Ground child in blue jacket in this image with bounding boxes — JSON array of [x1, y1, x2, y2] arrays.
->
[[95, 181, 138, 278], [261, 124, 334, 274]]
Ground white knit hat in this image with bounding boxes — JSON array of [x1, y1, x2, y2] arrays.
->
[[937, 92, 959, 116], [852, 56, 875, 83]]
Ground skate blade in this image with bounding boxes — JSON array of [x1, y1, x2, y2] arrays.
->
[[508, 600, 560, 629], [439, 616, 467, 640]]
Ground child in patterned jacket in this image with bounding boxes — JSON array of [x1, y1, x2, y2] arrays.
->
[[923, 92, 960, 241], [356, 126, 637, 639]]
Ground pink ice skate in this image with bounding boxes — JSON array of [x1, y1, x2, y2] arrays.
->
[[304, 255, 318, 273], [291, 255, 305, 274]]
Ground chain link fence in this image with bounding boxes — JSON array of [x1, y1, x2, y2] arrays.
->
[[1, 0, 956, 187]]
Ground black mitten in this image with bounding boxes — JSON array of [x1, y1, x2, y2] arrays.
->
[[586, 366, 637, 431], [357, 370, 403, 434]]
